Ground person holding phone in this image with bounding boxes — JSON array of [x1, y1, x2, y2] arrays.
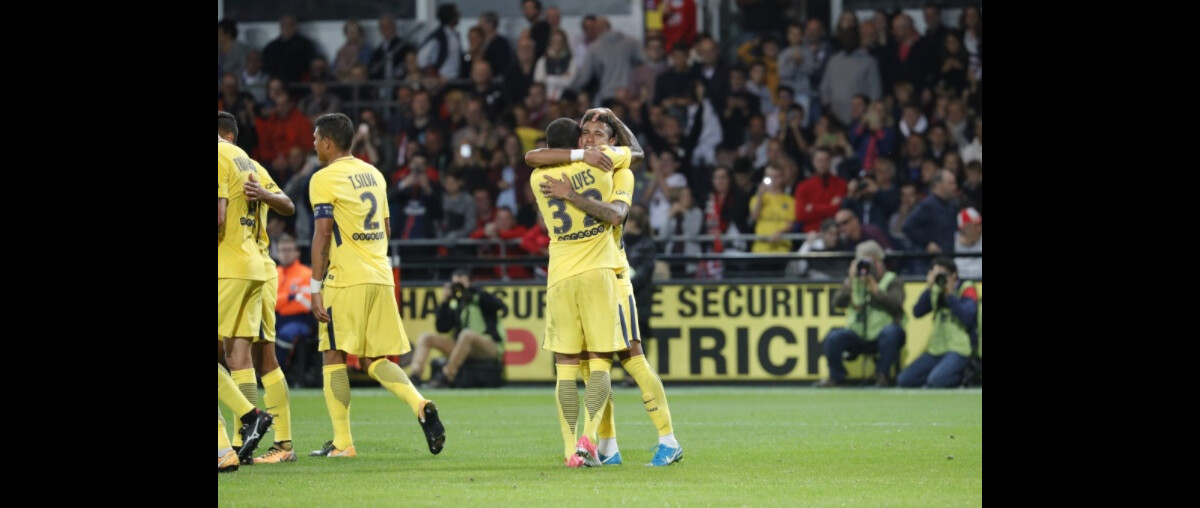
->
[[749, 166, 796, 273]]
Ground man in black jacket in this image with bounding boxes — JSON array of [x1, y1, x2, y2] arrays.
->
[[407, 269, 508, 386]]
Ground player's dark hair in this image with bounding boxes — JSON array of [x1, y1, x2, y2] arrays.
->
[[217, 111, 238, 140], [546, 118, 581, 148], [315, 113, 355, 151], [218, 18, 238, 38]]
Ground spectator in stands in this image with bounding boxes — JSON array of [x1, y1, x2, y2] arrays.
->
[[882, 14, 937, 99], [938, 31, 969, 95], [737, 35, 781, 101], [369, 14, 408, 79], [631, 35, 666, 104], [922, 3, 951, 57], [704, 166, 751, 249], [218, 19, 250, 86], [390, 154, 441, 248], [960, 4, 982, 80], [737, 114, 770, 170], [924, 123, 956, 165], [572, 16, 644, 105], [438, 168, 477, 251], [788, 217, 845, 279], [334, 19, 372, 81], [859, 19, 886, 65], [255, 89, 314, 164], [658, 0, 697, 54], [835, 208, 892, 252], [691, 36, 731, 112], [663, 186, 704, 278], [794, 147, 847, 232], [478, 11, 514, 78], [842, 163, 898, 231], [654, 42, 696, 113], [522, 0, 551, 62], [494, 134, 526, 213], [746, 61, 776, 117], [534, 29, 576, 102], [816, 240, 906, 387], [473, 188, 496, 230], [263, 15, 317, 83], [282, 150, 318, 240], [960, 117, 982, 164], [943, 98, 971, 148], [418, 3, 463, 81], [889, 181, 919, 250], [819, 25, 882, 127], [520, 212, 550, 279], [308, 55, 332, 82], [778, 22, 815, 118], [469, 206, 529, 280], [961, 160, 981, 212], [897, 133, 927, 185], [240, 50, 270, 104], [468, 61, 507, 119], [777, 102, 811, 167], [903, 169, 958, 272], [942, 151, 964, 180], [850, 100, 897, 176], [349, 109, 383, 166], [643, 150, 689, 236], [572, 15, 600, 75], [298, 78, 342, 119], [897, 256, 978, 388], [218, 73, 259, 155], [897, 102, 928, 141], [503, 36, 538, 105], [409, 269, 508, 387], [750, 165, 796, 256], [274, 235, 314, 371], [954, 207, 981, 280]]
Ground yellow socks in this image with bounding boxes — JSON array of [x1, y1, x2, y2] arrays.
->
[[261, 367, 291, 443], [323, 364, 354, 450], [555, 363, 580, 459], [367, 359, 426, 416], [623, 354, 674, 437]]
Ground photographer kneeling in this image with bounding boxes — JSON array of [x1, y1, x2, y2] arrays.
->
[[409, 269, 508, 387], [816, 240, 907, 387], [896, 257, 978, 388]]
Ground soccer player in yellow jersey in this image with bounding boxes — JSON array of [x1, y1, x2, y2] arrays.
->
[[306, 113, 445, 458], [218, 112, 299, 465], [528, 109, 683, 467], [528, 117, 631, 468], [218, 112, 275, 467]]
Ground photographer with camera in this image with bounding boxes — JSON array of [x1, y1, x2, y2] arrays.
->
[[816, 240, 907, 387], [407, 269, 508, 388], [896, 256, 978, 388]]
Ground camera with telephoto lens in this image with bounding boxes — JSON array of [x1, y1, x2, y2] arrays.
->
[[450, 282, 468, 301], [856, 258, 873, 277], [935, 273, 948, 286]]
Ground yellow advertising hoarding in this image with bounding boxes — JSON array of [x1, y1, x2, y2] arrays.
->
[[399, 281, 981, 382]]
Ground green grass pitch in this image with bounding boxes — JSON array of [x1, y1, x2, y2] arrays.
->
[[219, 386, 982, 507]]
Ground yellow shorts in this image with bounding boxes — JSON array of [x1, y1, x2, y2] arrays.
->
[[318, 284, 411, 357], [218, 278, 264, 339], [617, 276, 641, 343], [543, 269, 627, 354], [258, 274, 277, 342]]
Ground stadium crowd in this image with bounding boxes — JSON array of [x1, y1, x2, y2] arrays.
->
[[218, 1, 982, 281]]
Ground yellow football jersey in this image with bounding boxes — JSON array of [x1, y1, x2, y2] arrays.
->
[[611, 163, 635, 276], [218, 140, 267, 281], [530, 145, 631, 287], [253, 160, 280, 274], [309, 156, 393, 287]]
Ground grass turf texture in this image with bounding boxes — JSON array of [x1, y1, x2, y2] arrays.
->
[[219, 386, 982, 507]]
